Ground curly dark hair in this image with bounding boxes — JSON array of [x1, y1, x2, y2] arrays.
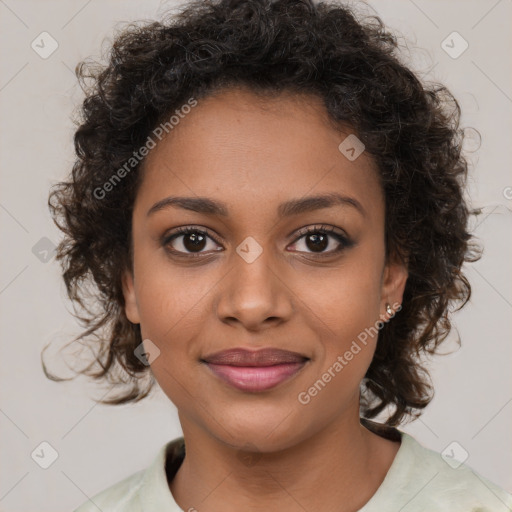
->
[[43, 0, 480, 426]]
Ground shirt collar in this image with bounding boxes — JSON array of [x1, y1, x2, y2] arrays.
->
[[139, 436, 185, 510], [137, 425, 407, 511]]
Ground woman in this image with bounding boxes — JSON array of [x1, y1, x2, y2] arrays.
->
[[45, 0, 512, 510]]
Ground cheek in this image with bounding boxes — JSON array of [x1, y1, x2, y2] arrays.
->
[[133, 261, 206, 405], [302, 247, 384, 380], [132, 253, 220, 402], [136, 285, 209, 365], [303, 253, 384, 335], [132, 243, 211, 336]]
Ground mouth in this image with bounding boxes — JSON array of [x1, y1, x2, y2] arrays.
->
[[201, 347, 309, 392]]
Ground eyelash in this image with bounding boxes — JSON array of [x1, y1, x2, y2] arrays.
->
[[162, 224, 353, 259]]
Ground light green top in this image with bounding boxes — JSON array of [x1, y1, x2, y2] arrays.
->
[[74, 430, 512, 511]]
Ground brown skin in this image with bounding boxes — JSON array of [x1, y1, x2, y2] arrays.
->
[[122, 86, 408, 512]]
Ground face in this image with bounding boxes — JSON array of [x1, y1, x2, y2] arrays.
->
[[122, 87, 407, 452]]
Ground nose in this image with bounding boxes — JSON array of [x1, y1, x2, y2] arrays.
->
[[215, 249, 294, 332]]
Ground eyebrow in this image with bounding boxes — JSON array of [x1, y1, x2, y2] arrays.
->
[[146, 193, 366, 218]]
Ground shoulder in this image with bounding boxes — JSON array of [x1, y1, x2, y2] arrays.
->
[[72, 470, 146, 512], [387, 431, 512, 511], [72, 437, 185, 512]]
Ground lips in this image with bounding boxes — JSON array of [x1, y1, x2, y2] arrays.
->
[[202, 347, 308, 366], [201, 348, 309, 392]]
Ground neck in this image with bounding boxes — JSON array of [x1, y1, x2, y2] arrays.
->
[[169, 410, 400, 512]]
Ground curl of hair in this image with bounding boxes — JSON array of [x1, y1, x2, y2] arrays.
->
[[44, 0, 481, 425]]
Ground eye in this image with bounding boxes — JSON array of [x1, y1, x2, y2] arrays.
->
[[288, 225, 352, 256], [162, 224, 353, 259], [162, 226, 222, 257]]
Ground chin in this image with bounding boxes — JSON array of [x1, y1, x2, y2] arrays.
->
[[210, 413, 311, 454]]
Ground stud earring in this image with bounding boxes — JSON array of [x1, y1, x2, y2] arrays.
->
[[386, 303, 393, 316]]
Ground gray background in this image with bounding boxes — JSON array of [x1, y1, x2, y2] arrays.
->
[[0, 0, 511, 510]]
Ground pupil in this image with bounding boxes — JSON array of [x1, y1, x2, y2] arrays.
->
[[184, 232, 206, 252], [181, 232, 328, 253], [307, 233, 327, 252]]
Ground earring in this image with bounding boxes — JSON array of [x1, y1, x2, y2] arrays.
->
[[386, 303, 393, 316]]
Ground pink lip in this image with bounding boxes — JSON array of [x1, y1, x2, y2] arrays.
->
[[202, 347, 308, 366], [204, 362, 307, 392]]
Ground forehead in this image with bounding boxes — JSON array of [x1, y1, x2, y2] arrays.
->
[[135, 87, 383, 220]]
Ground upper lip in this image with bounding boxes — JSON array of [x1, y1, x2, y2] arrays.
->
[[202, 348, 309, 367]]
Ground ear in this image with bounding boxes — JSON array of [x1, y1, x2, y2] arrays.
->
[[380, 254, 408, 315], [122, 269, 141, 324]]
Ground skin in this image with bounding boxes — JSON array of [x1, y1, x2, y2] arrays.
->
[[122, 86, 408, 512]]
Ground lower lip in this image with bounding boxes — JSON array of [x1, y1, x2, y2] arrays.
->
[[204, 362, 307, 392]]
